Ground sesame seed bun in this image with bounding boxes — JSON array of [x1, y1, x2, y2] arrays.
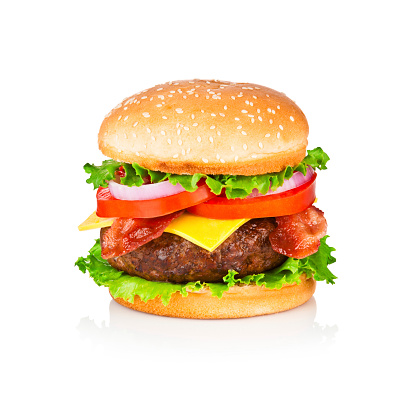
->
[[111, 275, 316, 319], [98, 79, 309, 175]]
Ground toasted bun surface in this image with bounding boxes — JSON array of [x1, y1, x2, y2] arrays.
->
[[111, 275, 315, 319], [99, 79, 309, 175]]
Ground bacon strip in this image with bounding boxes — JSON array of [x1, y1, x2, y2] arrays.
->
[[101, 211, 184, 259], [269, 206, 327, 259]]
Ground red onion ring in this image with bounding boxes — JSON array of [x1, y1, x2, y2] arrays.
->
[[246, 166, 315, 199], [108, 180, 186, 200]]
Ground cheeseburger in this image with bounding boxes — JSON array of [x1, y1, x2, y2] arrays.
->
[[76, 79, 336, 319]]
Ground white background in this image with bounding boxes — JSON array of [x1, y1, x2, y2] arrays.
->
[[2, 1, 413, 413]]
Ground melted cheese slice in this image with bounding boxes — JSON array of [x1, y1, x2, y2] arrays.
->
[[78, 211, 115, 231], [78, 211, 249, 252]]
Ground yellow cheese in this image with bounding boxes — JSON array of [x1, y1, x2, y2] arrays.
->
[[78, 211, 249, 252], [78, 211, 115, 231], [164, 213, 249, 252]]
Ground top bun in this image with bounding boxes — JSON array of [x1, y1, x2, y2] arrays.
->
[[98, 79, 309, 175]]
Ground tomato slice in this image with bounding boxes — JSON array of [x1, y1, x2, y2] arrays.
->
[[96, 181, 216, 218], [187, 172, 317, 219]]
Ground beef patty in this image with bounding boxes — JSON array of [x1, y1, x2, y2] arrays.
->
[[101, 218, 286, 283]]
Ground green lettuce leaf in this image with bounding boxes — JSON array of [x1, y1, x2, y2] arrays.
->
[[83, 147, 330, 198], [75, 236, 336, 306]]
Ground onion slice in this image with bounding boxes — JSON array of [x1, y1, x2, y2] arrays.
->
[[108, 180, 186, 200], [246, 166, 315, 199]]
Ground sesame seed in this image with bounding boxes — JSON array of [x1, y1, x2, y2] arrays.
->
[[248, 114, 254, 117], [178, 139, 182, 145], [211, 113, 216, 116], [142, 96, 147, 99], [241, 110, 248, 113], [251, 154, 258, 158], [219, 113, 225, 117], [142, 112, 150, 118], [220, 158, 225, 163], [193, 123, 198, 126], [209, 137, 214, 143], [231, 146, 235, 152], [118, 115, 122, 120], [251, 118, 254, 123], [151, 136, 156, 141], [267, 108, 271, 113], [161, 130, 166, 135], [124, 106, 128, 110], [241, 131, 247, 136], [290, 116, 295, 121], [210, 125, 215, 129], [146, 128, 151, 133], [167, 138, 172, 144], [235, 155, 239, 161], [277, 105, 280, 109], [184, 126, 189, 131], [177, 129, 181, 135], [231, 96, 236, 100], [157, 88, 163, 91], [195, 94, 199, 97], [270, 119, 273, 124], [168, 95, 173, 97], [235, 117, 240, 121], [202, 158, 209, 163], [253, 96, 257, 99], [135, 152, 140, 156], [259, 142, 263, 148], [156, 104, 162, 107], [258, 116, 263, 121], [133, 122, 138, 127], [224, 105, 228, 110], [277, 132, 280, 138], [245, 100, 250, 105], [191, 114, 195, 119], [216, 154, 220, 160], [237, 125, 242, 130], [175, 108, 183, 113], [266, 94, 269, 97], [197, 136, 202, 142], [243, 144, 248, 150], [162, 116, 167, 119], [279, 125, 283, 130], [132, 132, 136, 138], [173, 154, 179, 158], [182, 149, 186, 155]]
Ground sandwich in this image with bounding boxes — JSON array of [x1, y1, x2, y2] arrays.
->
[[76, 79, 336, 319]]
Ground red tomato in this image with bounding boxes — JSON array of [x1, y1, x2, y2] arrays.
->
[[187, 172, 317, 219], [96, 182, 216, 218]]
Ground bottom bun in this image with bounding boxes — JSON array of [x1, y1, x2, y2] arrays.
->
[[111, 275, 316, 319]]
